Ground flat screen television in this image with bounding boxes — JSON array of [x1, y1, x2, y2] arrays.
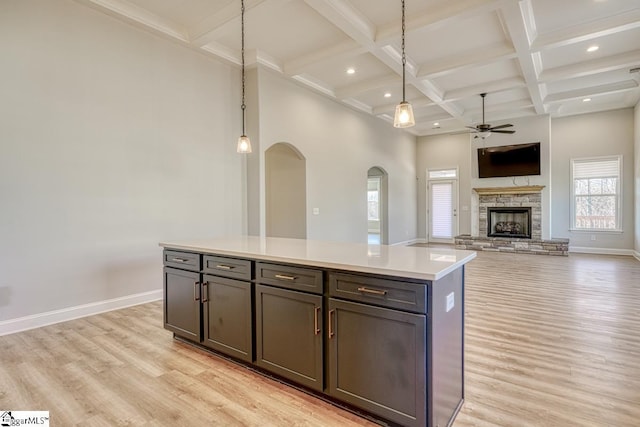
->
[[477, 142, 541, 178]]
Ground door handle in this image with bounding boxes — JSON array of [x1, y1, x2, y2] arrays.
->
[[328, 309, 335, 338], [202, 282, 208, 303], [314, 306, 321, 335], [194, 281, 200, 302]]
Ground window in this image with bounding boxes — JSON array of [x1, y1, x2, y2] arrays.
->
[[367, 177, 380, 221], [429, 168, 457, 179], [571, 156, 621, 231]]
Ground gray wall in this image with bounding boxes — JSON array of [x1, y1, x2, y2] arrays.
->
[[265, 143, 307, 239], [255, 68, 417, 244], [416, 134, 472, 240], [634, 101, 640, 258], [551, 109, 635, 251], [0, 0, 244, 321]]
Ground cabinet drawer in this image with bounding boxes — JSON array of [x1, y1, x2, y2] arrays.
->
[[203, 255, 252, 281], [329, 273, 427, 314], [164, 250, 201, 271], [256, 262, 323, 294]]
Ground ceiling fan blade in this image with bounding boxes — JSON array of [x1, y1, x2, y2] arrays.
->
[[491, 130, 516, 134], [489, 124, 513, 130], [465, 126, 479, 131]]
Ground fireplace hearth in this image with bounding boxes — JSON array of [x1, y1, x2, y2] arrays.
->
[[488, 207, 531, 239]]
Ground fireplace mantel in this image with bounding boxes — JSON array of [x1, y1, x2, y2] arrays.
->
[[473, 185, 545, 196]]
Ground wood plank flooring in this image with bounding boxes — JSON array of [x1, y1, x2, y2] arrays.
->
[[1, 251, 639, 426]]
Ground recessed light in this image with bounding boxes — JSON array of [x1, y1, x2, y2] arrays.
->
[[433, 122, 440, 126], [583, 98, 592, 102], [384, 92, 392, 98], [346, 68, 355, 75], [587, 45, 599, 53]]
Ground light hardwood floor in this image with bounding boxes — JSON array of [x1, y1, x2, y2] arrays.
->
[[1, 251, 639, 426]]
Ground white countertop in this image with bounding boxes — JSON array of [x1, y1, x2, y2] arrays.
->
[[160, 236, 476, 281]]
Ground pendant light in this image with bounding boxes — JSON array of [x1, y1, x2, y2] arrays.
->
[[393, 0, 415, 128], [236, 0, 252, 153]]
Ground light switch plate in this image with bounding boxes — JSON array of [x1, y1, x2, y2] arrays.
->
[[446, 292, 455, 312]]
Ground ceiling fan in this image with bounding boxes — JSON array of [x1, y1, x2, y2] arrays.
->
[[467, 93, 515, 139]]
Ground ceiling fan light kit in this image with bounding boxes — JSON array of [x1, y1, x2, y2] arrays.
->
[[467, 93, 515, 139]]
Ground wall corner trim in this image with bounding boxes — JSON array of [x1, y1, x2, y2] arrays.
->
[[0, 289, 163, 336]]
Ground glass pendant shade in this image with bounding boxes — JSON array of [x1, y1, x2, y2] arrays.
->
[[478, 131, 491, 139], [237, 134, 252, 153], [393, 101, 415, 128]]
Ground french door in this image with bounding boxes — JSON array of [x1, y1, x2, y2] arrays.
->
[[428, 179, 457, 243]]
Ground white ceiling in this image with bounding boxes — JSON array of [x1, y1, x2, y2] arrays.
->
[[76, 0, 640, 136]]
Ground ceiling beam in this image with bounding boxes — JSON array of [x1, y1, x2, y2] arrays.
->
[[417, 43, 517, 79], [444, 77, 526, 101], [334, 74, 398, 100], [498, 0, 545, 114], [544, 80, 639, 103], [375, 0, 514, 45], [539, 49, 640, 82], [75, 0, 188, 41], [283, 40, 366, 76], [531, 9, 640, 52]]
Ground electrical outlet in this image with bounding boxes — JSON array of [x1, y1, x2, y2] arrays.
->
[[590, 235, 596, 241]]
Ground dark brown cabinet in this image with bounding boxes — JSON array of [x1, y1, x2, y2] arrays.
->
[[202, 275, 253, 362], [255, 262, 324, 392], [162, 247, 466, 427], [328, 298, 426, 427], [164, 266, 201, 342], [163, 251, 253, 363]]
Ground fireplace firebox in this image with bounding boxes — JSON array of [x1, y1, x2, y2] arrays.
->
[[488, 207, 532, 239]]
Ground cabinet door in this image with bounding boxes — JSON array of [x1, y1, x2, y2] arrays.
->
[[328, 298, 427, 427], [164, 267, 201, 342], [255, 284, 323, 391], [202, 275, 253, 363]]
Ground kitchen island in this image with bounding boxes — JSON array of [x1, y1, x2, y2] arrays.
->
[[160, 236, 476, 427]]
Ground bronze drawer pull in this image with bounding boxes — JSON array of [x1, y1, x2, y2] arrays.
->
[[216, 264, 234, 270], [202, 282, 208, 303], [357, 286, 388, 296], [194, 281, 200, 302], [329, 309, 335, 338], [172, 257, 189, 263], [275, 274, 296, 281], [314, 307, 321, 335]]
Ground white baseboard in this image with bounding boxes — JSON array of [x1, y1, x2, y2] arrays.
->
[[569, 246, 635, 256], [0, 289, 163, 336], [392, 238, 425, 246], [633, 250, 640, 262]]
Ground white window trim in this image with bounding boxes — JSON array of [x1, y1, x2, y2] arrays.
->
[[569, 155, 623, 232]]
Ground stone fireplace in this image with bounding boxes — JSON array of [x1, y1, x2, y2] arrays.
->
[[455, 185, 569, 255], [477, 186, 542, 240], [488, 207, 531, 238]]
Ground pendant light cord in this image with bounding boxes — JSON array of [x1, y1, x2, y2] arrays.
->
[[401, 0, 406, 103], [241, 0, 246, 135]]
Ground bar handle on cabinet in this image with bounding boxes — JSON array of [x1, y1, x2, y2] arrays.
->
[[202, 282, 208, 303], [275, 274, 296, 281], [172, 258, 188, 263], [314, 306, 321, 335], [194, 281, 200, 302], [215, 264, 233, 270], [328, 309, 335, 338], [357, 286, 387, 296]]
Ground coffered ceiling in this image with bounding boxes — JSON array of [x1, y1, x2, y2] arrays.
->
[[76, 0, 640, 136]]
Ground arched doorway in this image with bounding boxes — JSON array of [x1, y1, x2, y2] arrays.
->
[[265, 143, 307, 239], [367, 167, 388, 245]]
